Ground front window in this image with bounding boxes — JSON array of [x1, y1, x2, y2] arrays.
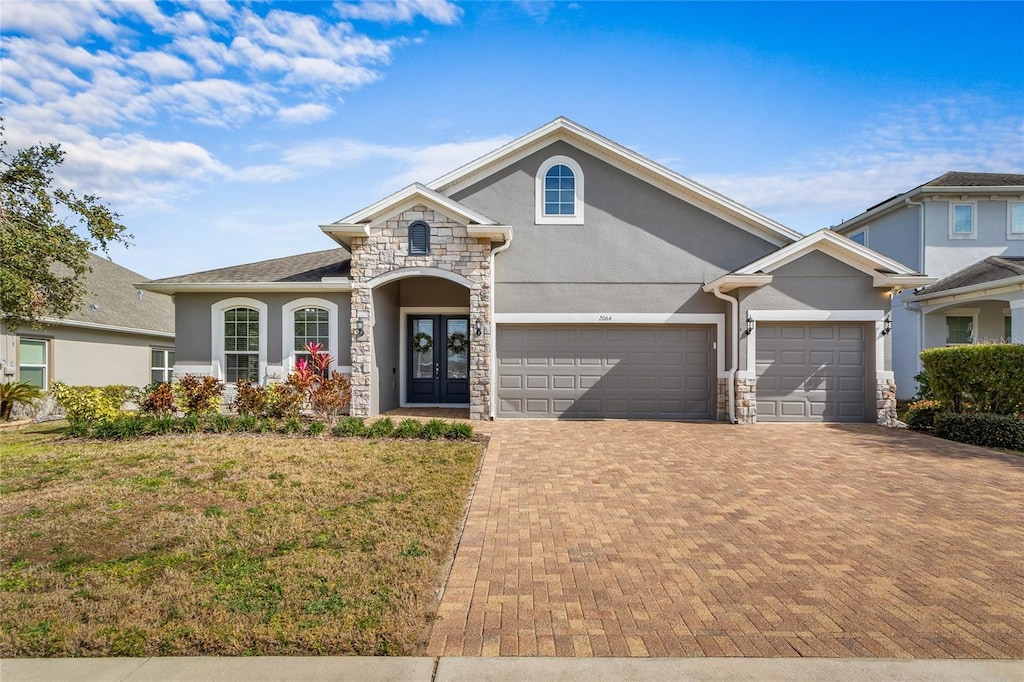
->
[[849, 229, 867, 246], [946, 316, 974, 345], [18, 339, 48, 389], [224, 307, 260, 383], [151, 349, 175, 384], [951, 203, 974, 236], [544, 164, 576, 216], [1010, 203, 1024, 237], [293, 307, 330, 372]]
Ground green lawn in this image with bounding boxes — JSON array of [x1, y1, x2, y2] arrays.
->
[[0, 423, 483, 656]]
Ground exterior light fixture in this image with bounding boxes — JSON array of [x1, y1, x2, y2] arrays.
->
[[355, 319, 365, 337], [474, 320, 483, 337], [744, 315, 754, 336], [882, 317, 892, 336]]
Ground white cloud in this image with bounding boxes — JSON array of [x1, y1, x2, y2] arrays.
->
[[333, 0, 463, 25], [128, 51, 196, 80], [277, 103, 335, 124], [0, 0, 121, 40]]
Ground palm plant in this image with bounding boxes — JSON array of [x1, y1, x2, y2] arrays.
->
[[0, 381, 44, 420]]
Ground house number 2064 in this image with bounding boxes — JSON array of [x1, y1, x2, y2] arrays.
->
[[598, 315, 612, 322]]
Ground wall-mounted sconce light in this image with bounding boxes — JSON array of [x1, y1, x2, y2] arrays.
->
[[355, 319, 365, 338], [744, 315, 754, 336], [881, 317, 892, 336], [474, 319, 483, 337]]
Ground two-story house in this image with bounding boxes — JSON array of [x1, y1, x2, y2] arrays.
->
[[833, 173, 1024, 399]]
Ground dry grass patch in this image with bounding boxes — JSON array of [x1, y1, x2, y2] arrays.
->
[[0, 423, 483, 656]]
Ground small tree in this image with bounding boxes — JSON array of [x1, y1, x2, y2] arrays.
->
[[1, 124, 132, 330]]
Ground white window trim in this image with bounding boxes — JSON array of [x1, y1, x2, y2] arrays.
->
[[741, 310, 889, 382], [282, 297, 339, 375], [150, 347, 174, 384], [848, 228, 868, 247], [1008, 201, 1024, 240], [17, 337, 49, 391], [212, 297, 268, 384], [948, 201, 977, 240], [535, 155, 584, 225], [943, 307, 979, 346]]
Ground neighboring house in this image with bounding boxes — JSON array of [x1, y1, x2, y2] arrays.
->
[[142, 118, 930, 424], [832, 172, 1024, 399], [0, 253, 176, 390]]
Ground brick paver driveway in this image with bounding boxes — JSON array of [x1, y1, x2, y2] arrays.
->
[[426, 422, 1024, 658]]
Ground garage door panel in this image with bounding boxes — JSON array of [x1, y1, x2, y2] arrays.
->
[[497, 325, 715, 419], [756, 323, 868, 423]]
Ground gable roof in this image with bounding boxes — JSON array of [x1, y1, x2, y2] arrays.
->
[[425, 117, 803, 247], [703, 229, 934, 293], [907, 256, 1024, 302], [45, 253, 174, 336], [321, 183, 510, 247], [835, 170, 1024, 234], [142, 249, 352, 293]]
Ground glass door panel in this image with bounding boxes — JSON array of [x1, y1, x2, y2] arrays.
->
[[446, 318, 469, 380], [412, 318, 435, 379]]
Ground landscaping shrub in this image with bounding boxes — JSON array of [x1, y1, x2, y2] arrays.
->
[[0, 380, 43, 420], [64, 420, 91, 438], [179, 414, 201, 434], [913, 370, 934, 401], [175, 375, 224, 416], [934, 412, 1024, 451], [420, 419, 449, 440], [332, 417, 366, 437], [93, 415, 146, 440], [147, 415, 177, 435], [446, 422, 474, 440], [232, 379, 267, 417], [266, 383, 303, 419], [904, 400, 944, 432], [235, 414, 260, 432], [51, 383, 122, 422], [309, 371, 352, 423], [306, 420, 326, 436], [279, 416, 302, 434], [392, 418, 422, 439], [366, 417, 394, 438], [140, 383, 176, 416], [208, 414, 234, 433], [921, 345, 1024, 415]]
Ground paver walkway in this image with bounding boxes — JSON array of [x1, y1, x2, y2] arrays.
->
[[426, 421, 1024, 658]]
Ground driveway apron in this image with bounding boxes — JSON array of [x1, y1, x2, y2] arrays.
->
[[426, 421, 1024, 658]]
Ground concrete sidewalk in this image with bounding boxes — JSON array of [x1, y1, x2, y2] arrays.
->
[[3, 657, 1022, 681]]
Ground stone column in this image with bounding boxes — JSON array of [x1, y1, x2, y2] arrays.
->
[[349, 286, 372, 417], [469, 282, 491, 421], [876, 377, 898, 427], [735, 376, 757, 424]]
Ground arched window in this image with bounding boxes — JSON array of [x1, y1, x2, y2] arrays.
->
[[224, 307, 260, 383], [409, 220, 430, 254], [293, 306, 330, 370], [282, 297, 339, 375], [535, 155, 584, 224]]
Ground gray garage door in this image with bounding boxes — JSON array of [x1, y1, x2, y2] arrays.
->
[[756, 323, 868, 422], [496, 325, 715, 419]]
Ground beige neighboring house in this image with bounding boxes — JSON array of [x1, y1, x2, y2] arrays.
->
[[1, 253, 175, 390]]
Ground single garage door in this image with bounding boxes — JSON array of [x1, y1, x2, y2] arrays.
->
[[496, 325, 715, 419], [756, 323, 868, 422]]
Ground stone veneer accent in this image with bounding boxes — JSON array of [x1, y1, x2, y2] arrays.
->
[[716, 378, 729, 422], [348, 205, 492, 420], [734, 376, 757, 424], [876, 377, 898, 427]]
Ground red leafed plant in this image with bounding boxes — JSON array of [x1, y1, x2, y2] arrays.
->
[[286, 342, 350, 422]]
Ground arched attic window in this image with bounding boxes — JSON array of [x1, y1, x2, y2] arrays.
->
[[535, 155, 584, 224], [409, 220, 430, 254]]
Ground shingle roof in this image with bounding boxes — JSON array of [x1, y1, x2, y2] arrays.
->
[[916, 256, 1024, 296], [923, 172, 1024, 187], [62, 254, 174, 334], [149, 249, 351, 284]]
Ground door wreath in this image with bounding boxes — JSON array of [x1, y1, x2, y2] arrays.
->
[[446, 331, 469, 355], [412, 331, 433, 354]]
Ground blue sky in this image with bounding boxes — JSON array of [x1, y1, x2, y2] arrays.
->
[[3, 0, 1022, 278]]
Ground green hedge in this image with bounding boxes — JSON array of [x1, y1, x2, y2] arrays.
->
[[920, 344, 1024, 415], [904, 401, 943, 432], [933, 412, 1024, 451]]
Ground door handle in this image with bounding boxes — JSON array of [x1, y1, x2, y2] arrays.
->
[[435, 363, 440, 379]]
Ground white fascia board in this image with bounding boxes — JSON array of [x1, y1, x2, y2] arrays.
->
[[736, 230, 918, 277], [427, 117, 802, 247], [871, 274, 937, 289], [332, 183, 498, 227], [701, 274, 774, 293], [319, 224, 369, 246], [921, 186, 1024, 196], [749, 310, 885, 321], [834, 185, 1024, 234], [139, 281, 353, 294], [905, 275, 1024, 304], [466, 225, 512, 241], [38, 317, 174, 338]]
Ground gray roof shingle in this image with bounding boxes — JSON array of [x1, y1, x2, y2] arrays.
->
[[149, 249, 351, 284], [923, 172, 1024, 187], [63, 254, 175, 334], [916, 256, 1024, 296]]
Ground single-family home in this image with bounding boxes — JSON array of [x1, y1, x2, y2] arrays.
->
[[142, 118, 931, 424], [832, 172, 1024, 399], [1, 253, 175, 390]]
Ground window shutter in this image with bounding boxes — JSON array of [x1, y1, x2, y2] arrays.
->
[[409, 221, 430, 254]]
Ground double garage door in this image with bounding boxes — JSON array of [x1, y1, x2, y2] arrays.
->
[[496, 325, 715, 420], [755, 323, 869, 422]]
